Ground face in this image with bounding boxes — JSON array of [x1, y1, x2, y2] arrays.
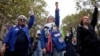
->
[[82, 16, 90, 25], [18, 18, 26, 26], [47, 16, 55, 23], [72, 37, 77, 45], [36, 34, 40, 38]]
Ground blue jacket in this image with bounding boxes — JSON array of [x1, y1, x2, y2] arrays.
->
[[52, 30, 66, 51], [3, 15, 34, 51], [41, 9, 60, 49]]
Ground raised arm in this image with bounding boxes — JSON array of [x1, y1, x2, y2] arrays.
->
[[90, 6, 98, 28], [55, 2, 60, 27], [28, 6, 35, 29]]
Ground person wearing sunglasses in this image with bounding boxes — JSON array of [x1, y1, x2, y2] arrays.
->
[[1, 6, 35, 56]]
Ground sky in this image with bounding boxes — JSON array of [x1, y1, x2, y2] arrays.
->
[[45, 0, 76, 24]]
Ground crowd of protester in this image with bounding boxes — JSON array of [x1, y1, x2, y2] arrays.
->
[[0, 2, 100, 56]]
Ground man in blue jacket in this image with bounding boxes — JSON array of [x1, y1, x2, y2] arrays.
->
[[1, 6, 35, 56], [41, 2, 65, 56]]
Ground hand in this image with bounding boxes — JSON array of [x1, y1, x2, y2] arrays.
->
[[77, 53, 80, 56], [0, 51, 4, 56], [30, 6, 33, 11], [93, 1, 97, 7], [55, 2, 58, 9], [0, 46, 6, 54], [42, 48, 46, 54], [29, 6, 34, 15]]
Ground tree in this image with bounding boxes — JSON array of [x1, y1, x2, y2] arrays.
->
[[61, 0, 98, 35], [0, 0, 48, 39], [62, 9, 92, 35], [75, 0, 96, 11]]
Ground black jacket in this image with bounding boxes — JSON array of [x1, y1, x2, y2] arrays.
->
[[64, 27, 77, 56], [77, 7, 99, 56]]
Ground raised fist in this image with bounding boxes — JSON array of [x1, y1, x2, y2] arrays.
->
[[55, 2, 58, 9], [30, 6, 33, 11], [93, 1, 97, 7], [29, 6, 34, 15]]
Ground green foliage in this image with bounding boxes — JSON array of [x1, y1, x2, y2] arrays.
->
[[62, 9, 92, 35], [0, 0, 48, 38], [75, 0, 95, 11], [62, 0, 96, 35]]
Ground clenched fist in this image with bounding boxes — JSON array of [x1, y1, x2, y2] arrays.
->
[[55, 2, 59, 9]]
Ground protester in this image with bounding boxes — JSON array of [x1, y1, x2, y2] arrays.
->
[[1, 6, 35, 56], [33, 30, 43, 56], [64, 27, 77, 56], [76, 4, 100, 56], [40, 2, 66, 56], [72, 37, 77, 53]]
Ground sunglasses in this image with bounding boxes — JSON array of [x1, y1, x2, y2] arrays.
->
[[18, 18, 26, 21]]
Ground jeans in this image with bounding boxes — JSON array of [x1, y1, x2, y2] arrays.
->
[[45, 47, 63, 56], [33, 49, 42, 56], [33, 40, 42, 56]]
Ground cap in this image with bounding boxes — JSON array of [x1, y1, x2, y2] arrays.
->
[[37, 30, 41, 34]]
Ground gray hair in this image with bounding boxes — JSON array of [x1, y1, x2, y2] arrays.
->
[[17, 15, 27, 21]]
